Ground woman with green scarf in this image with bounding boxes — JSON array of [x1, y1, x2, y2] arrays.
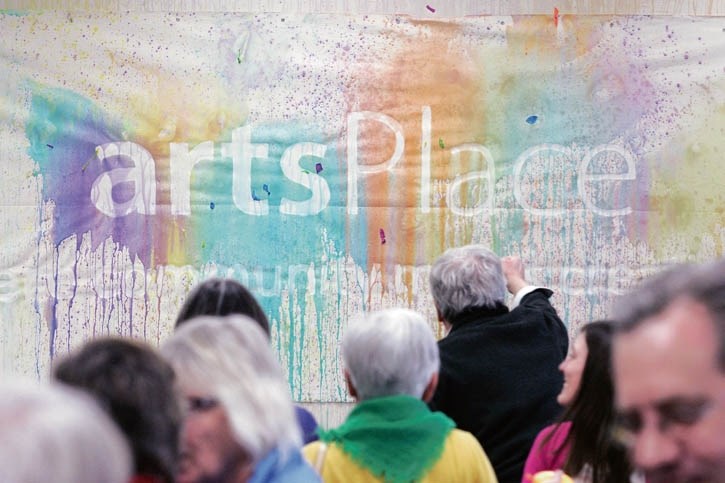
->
[[303, 308, 498, 483]]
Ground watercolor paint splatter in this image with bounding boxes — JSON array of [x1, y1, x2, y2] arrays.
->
[[0, 12, 723, 403]]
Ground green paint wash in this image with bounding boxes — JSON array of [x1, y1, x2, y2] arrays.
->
[[0, 9, 29, 16], [646, 109, 725, 257]]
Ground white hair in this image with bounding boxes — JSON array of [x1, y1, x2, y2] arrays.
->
[[0, 380, 131, 483], [161, 315, 301, 465], [430, 244, 507, 322], [342, 308, 440, 401]]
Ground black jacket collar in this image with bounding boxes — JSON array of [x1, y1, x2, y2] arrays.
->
[[447, 303, 509, 330]]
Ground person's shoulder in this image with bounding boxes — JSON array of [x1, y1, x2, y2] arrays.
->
[[281, 451, 321, 483], [295, 405, 319, 443], [517, 287, 554, 306], [523, 422, 572, 479], [530, 421, 572, 457], [252, 447, 321, 483], [440, 429, 498, 482], [448, 428, 480, 443], [302, 440, 322, 461], [436, 328, 485, 358], [536, 421, 571, 441], [445, 428, 487, 455], [512, 288, 566, 331], [295, 405, 316, 422]]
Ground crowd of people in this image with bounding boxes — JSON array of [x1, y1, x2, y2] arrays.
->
[[0, 244, 723, 483]]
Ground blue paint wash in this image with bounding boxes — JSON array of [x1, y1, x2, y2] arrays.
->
[[188, 121, 350, 396], [485, 57, 653, 312], [25, 86, 364, 398], [191, 121, 347, 269]]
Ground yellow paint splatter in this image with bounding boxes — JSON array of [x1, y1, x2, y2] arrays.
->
[[647, 105, 725, 256]]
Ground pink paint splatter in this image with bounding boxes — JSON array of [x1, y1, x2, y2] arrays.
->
[[553, 7, 560, 27]]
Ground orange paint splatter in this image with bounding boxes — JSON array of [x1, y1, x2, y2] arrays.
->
[[345, 21, 485, 274]]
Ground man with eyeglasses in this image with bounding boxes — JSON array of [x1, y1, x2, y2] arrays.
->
[[612, 258, 725, 483]]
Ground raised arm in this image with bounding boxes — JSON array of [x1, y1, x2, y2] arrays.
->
[[501, 256, 527, 295]]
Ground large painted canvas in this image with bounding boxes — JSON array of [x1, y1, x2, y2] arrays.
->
[[1, 11, 723, 401]]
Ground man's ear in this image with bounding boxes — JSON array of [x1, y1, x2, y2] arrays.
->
[[344, 370, 358, 400], [435, 307, 452, 335], [435, 306, 444, 323], [422, 372, 439, 403]]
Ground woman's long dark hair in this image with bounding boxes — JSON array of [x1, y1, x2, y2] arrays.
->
[[549, 320, 632, 482]]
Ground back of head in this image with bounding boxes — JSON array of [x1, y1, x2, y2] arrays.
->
[[342, 308, 439, 401], [613, 258, 725, 369], [53, 337, 181, 482], [161, 315, 300, 464], [176, 277, 270, 335], [429, 245, 507, 322], [0, 380, 131, 483]]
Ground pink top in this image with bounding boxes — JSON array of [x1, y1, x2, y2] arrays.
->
[[521, 422, 571, 482]]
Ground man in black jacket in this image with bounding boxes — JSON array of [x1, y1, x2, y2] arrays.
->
[[429, 245, 568, 482]]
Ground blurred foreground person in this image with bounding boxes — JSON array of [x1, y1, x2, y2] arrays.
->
[[162, 315, 320, 483], [54, 337, 182, 483], [612, 259, 725, 483], [0, 380, 131, 483], [303, 308, 498, 482], [176, 277, 318, 443]]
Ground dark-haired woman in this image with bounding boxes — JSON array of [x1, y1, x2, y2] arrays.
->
[[176, 277, 319, 444], [176, 277, 270, 333], [521, 321, 642, 483]]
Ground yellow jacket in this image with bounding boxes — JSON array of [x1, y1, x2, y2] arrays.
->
[[303, 428, 498, 482]]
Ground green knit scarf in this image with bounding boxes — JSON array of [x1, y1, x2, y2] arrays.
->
[[317, 395, 455, 483]]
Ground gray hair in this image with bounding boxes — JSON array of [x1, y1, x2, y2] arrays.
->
[[430, 245, 507, 321], [612, 258, 725, 370], [161, 315, 301, 465], [342, 308, 440, 401], [0, 380, 131, 483]]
